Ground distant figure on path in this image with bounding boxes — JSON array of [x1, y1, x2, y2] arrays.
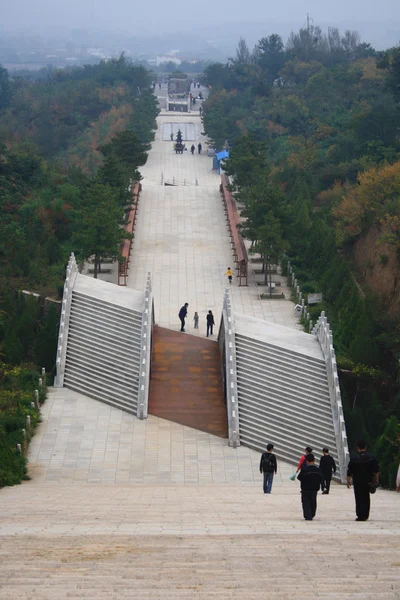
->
[[297, 454, 323, 520], [260, 443, 278, 494], [199, 105, 203, 116], [193, 311, 199, 329], [225, 267, 233, 284], [320, 447, 336, 494], [347, 440, 379, 521], [190, 144, 195, 155], [198, 143, 202, 154], [170, 132, 174, 141], [159, 81, 161, 89], [197, 82, 200, 88], [178, 303, 189, 332], [206, 310, 215, 337]]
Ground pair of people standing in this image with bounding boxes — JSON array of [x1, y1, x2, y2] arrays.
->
[[193, 310, 215, 336], [180, 304, 214, 336], [190, 143, 202, 155]]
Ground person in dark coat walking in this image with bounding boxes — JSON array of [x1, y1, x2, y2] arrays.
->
[[198, 143, 202, 154], [320, 447, 337, 494], [259, 443, 278, 494], [297, 454, 323, 520], [347, 440, 379, 521], [206, 310, 215, 337], [190, 144, 195, 155], [178, 303, 188, 332]]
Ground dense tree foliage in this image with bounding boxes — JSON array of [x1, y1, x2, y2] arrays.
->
[[0, 55, 158, 293], [202, 27, 400, 486]]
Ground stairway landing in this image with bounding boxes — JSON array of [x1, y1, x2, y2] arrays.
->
[[149, 326, 228, 437]]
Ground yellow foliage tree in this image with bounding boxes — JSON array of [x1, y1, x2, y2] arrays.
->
[[333, 160, 400, 240]]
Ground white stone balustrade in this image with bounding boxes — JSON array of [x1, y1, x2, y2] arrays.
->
[[312, 311, 349, 482], [54, 253, 79, 387], [137, 272, 153, 420], [220, 288, 240, 448]]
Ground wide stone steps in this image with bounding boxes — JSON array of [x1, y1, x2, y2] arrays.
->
[[63, 290, 142, 413], [235, 333, 338, 468]]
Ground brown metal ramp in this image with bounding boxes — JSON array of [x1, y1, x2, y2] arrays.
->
[[149, 326, 228, 438]]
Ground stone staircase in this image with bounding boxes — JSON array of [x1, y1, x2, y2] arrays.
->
[[219, 311, 345, 478], [64, 290, 142, 414], [235, 334, 338, 467], [55, 255, 151, 416]]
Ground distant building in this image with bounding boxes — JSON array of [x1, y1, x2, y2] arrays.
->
[[156, 55, 181, 66]]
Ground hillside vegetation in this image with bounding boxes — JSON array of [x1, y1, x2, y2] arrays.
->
[[202, 26, 400, 486]]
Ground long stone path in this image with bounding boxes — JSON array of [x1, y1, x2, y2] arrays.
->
[[127, 112, 299, 335]]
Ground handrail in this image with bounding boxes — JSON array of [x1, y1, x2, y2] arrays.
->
[[220, 174, 248, 285], [118, 182, 141, 285], [312, 311, 349, 483], [54, 253, 79, 387], [220, 288, 240, 447], [137, 272, 152, 419]]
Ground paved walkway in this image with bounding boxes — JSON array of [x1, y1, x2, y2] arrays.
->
[[127, 113, 299, 336], [26, 388, 285, 485]]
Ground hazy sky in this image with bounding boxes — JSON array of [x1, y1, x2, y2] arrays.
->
[[1, 0, 400, 44]]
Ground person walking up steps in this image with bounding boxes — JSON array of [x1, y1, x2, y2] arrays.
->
[[178, 303, 188, 332], [347, 440, 379, 521], [198, 143, 202, 154], [297, 454, 323, 520], [320, 448, 336, 494], [190, 144, 195, 155], [260, 443, 278, 494], [206, 310, 215, 337], [193, 311, 199, 329], [225, 267, 233, 284]]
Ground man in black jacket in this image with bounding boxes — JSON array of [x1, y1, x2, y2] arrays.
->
[[347, 440, 379, 521], [259, 443, 277, 494], [178, 303, 188, 332], [297, 454, 323, 520], [320, 447, 337, 494], [206, 310, 215, 337]]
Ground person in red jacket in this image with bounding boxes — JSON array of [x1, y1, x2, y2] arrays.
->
[[297, 446, 313, 472]]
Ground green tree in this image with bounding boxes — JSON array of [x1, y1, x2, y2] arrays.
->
[[0, 65, 12, 111], [255, 34, 285, 84], [255, 211, 288, 286], [73, 184, 131, 278]]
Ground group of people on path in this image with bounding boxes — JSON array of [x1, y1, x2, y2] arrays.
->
[[177, 268, 234, 335], [260, 441, 379, 522], [190, 143, 202, 155], [178, 303, 215, 337]]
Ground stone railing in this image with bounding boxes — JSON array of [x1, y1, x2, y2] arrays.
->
[[54, 253, 79, 387], [312, 311, 349, 483], [137, 272, 153, 419], [286, 260, 313, 328], [219, 288, 240, 448]]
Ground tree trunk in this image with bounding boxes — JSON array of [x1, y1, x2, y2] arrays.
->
[[93, 255, 98, 279], [269, 260, 272, 298]]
